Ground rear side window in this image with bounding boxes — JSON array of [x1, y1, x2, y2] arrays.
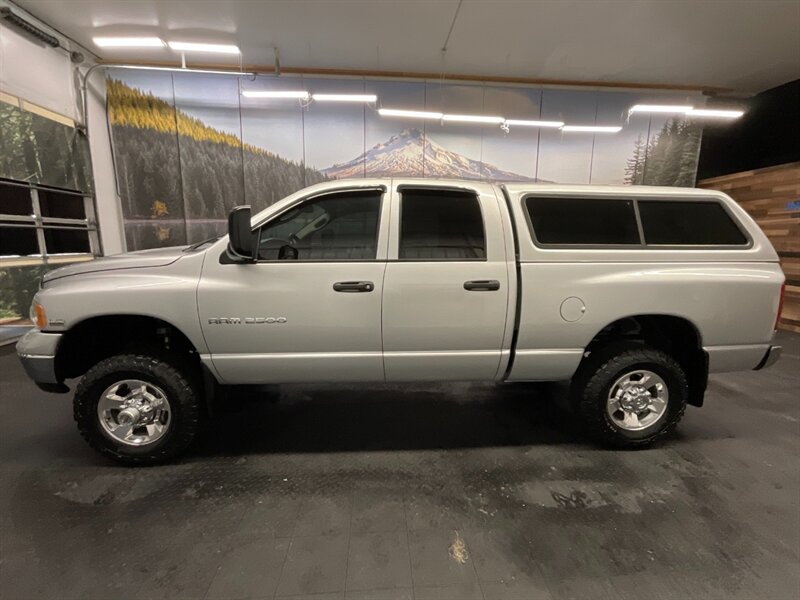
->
[[638, 201, 748, 246], [525, 197, 640, 245], [400, 189, 486, 260]]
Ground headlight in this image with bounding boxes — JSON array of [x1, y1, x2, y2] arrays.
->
[[30, 301, 47, 329]]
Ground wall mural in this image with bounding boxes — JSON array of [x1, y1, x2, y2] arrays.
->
[[106, 69, 704, 251], [0, 100, 93, 193]]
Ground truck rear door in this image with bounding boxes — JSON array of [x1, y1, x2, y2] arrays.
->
[[381, 182, 515, 381]]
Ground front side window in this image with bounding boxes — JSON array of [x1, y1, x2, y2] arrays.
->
[[399, 189, 486, 260], [638, 200, 748, 246], [526, 197, 641, 246], [257, 189, 382, 261]]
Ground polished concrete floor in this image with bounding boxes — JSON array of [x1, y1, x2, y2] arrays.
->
[[1, 332, 798, 600]]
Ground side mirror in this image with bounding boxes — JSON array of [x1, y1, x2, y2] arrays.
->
[[227, 205, 255, 261]]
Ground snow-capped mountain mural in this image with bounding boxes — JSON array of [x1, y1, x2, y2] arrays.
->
[[322, 128, 535, 181]]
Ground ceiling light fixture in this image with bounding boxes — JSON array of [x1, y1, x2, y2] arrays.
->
[[442, 114, 505, 124], [168, 41, 240, 54], [686, 108, 744, 119], [312, 94, 377, 102], [561, 125, 623, 133], [242, 90, 310, 100], [378, 108, 444, 120], [504, 119, 564, 128], [629, 104, 694, 114], [93, 36, 165, 48]]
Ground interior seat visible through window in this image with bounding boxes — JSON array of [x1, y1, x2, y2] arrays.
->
[[257, 189, 382, 261]]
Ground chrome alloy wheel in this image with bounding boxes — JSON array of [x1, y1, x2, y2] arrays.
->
[[97, 379, 171, 446], [606, 369, 668, 431]]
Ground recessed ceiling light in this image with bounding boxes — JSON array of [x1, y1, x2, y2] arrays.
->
[[167, 41, 240, 54], [686, 108, 744, 119], [561, 125, 622, 133], [442, 114, 505, 124], [312, 94, 377, 102], [629, 104, 694, 114], [504, 119, 564, 128], [378, 108, 444, 119], [93, 37, 165, 48], [241, 90, 310, 100]]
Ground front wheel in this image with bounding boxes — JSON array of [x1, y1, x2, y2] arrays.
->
[[572, 345, 688, 448], [74, 353, 202, 465]]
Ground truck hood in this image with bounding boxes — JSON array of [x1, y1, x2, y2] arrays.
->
[[42, 246, 189, 284]]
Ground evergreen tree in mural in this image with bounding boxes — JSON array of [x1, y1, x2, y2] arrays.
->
[[106, 79, 327, 249], [0, 102, 92, 192], [624, 134, 647, 185], [628, 118, 702, 187]]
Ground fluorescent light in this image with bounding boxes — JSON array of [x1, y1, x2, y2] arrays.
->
[[442, 114, 505, 124], [93, 37, 165, 48], [561, 125, 622, 133], [629, 104, 694, 114], [242, 90, 310, 100], [312, 94, 377, 102], [686, 108, 744, 119], [378, 108, 443, 119], [168, 41, 240, 54], [504, 119, 564, 128]]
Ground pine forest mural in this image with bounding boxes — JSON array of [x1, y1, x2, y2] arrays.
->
[[106, 70, 705, 251]]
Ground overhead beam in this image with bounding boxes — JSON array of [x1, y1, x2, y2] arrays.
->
[[95, 59, 732, 94]]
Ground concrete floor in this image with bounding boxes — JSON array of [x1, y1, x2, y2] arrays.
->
[[1, 332, 798, 600]]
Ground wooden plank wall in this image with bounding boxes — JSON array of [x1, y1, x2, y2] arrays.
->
[[699, 162, 800, 333]]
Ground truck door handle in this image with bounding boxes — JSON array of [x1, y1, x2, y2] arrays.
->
[[464, 279, 501, 291], [333, 281, 374, 293]]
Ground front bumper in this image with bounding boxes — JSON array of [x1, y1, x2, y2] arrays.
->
[[754, 345, 782, 370], [16, 330, 67, 392]]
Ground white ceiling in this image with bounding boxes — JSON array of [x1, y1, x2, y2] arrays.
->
[[13, 0, 800, 93]]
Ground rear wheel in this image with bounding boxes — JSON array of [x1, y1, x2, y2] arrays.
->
[[572, 345, 687, 448], [74, 353, 202, 465]]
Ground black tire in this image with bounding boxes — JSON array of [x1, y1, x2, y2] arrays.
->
[[74, 353, 202, 465], [572, 345, 687, 448]]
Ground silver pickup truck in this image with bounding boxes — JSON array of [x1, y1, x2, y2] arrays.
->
[[17, 180, 785, 464]]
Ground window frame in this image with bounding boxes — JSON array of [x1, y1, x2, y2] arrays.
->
[[396, 185, 488, 262], [252, 185, 387, 263], [521, 193, 752, 250], [0, 179, 101, 267]]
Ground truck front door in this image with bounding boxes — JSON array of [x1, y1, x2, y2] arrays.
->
[[381, 184, 513, 381], [197, 186, 389, 384]]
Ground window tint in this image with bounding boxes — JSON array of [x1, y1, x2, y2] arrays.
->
[[526, 197, 641, 245], [38, 189, 86, 220], [639, 201, 747, 246], [0, 227, 38, 256], [399, 189, 485, 260], [0, 184, 32, 216], [43, 227, 91, 254], [258, 190, 381, 260]]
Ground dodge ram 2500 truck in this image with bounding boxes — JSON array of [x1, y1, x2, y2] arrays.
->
[[17, 180, 785, 464]]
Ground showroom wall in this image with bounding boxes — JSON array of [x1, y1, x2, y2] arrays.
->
[[0, 13, 99, 328], [697, 79, 799, 333], [106, 69, 706, 250]]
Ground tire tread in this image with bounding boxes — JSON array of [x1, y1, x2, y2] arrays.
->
[[73, 353, 201, 466]]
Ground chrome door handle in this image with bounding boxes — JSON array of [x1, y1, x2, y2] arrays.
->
[[333, 281, 375, 293], [464, 279, 500, 291]]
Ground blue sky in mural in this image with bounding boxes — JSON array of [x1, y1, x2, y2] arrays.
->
[[107, 68, 703, 186], [240, 77, 304, 163], [173, 72, 242, 137], [303, 77, 367, 171]]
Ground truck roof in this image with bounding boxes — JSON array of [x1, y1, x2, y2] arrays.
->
[[294, 177, 724, 198]]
